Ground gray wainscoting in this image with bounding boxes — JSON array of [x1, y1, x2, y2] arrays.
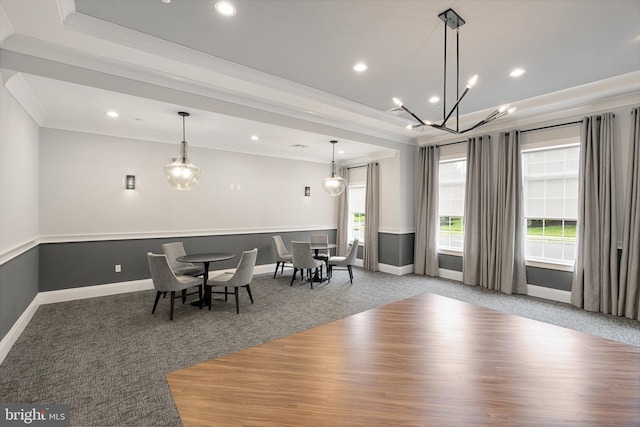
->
[[0, 247, 39, 340], [379, 232, 414, 267], [437, 253, 572, 291], [526, 266, 573, 291], [39, 230, 336, 292]]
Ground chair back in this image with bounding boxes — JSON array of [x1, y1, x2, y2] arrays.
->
[[344, 238, 359, 264], [311, 234, 329, 245], [272, 236, 291, 261], [147, 253, 182, 292], [310, 234, 329, 256], [292, 241, 320, 269], [225, 248, 258, 287], [162, 242, 191, 270]]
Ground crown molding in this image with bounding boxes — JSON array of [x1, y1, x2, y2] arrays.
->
[[0, 34, 412, 150], [3, 71, 47, 125], [51, 10, 413, 146], [0, 3, 13, 44]]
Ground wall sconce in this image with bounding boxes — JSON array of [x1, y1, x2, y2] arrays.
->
[[125, 175, 136, 190], [304, 186, 311, 197]]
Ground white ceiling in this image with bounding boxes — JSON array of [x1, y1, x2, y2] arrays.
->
[[1, 0, 639, 163]]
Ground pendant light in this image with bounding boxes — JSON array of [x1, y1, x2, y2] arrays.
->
[[164, 112, 201, 190], [322, 140, 346, 196]]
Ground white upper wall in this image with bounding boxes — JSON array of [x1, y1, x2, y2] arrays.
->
[[39, 128, 336, 240], [0, 71, 39, 257]]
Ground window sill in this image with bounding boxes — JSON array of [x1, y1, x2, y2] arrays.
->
[[438, 248, 463, 257], [525, 259, 574, 272]]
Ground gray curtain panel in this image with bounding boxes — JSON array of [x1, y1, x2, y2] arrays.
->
[[488, 130, 527, 294], [336, 166, 349, 256], [618, 107, 640, 320], [571, 113, 618, 314], [414, 145, 440, 276], [463, 135, 493, 287], [363, 162, 379, 271]]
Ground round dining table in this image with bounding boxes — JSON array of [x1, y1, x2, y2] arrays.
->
[[177, 252, 235, 307], [308, 243, 337, 282]]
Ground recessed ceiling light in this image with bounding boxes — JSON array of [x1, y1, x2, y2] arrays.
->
[[250, 135, 259, 141], [353, 62, 368, 72], [215, 1, 236, 16], [510, 68, 526, 77], [338, 150, 345, 154], [428, 96, 440, 103], [160, 0, 171, 4], [106, 111, 119, 118]]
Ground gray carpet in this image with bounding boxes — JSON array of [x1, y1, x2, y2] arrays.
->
[[1, 270, 638, 426]]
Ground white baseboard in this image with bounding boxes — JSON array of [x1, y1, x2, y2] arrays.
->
[[0, 294, 40, 365], [38, 279, 154, 305], [378, 263, 414, 276], [439, 268, 463, 281], [527, 284, 571, 303], [438, 269, 571, 304]]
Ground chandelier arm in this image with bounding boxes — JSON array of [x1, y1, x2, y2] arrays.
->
[[441, 86, 471, 127], [400, 104, 427, 126], [431, 124, 461, 135], [461, 118, 493, 134]]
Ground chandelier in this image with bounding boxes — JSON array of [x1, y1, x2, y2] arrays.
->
[[164, 112, 201, 190], [321, 140, 346, 196], [391, 8, 516, 135]]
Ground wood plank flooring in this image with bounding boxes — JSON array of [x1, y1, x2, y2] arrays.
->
[[166, 293, 640, 426]]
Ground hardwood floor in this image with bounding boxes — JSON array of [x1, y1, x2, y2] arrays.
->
[[166, 293, 640, 426]]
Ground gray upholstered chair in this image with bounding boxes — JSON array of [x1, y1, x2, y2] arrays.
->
[[272, 235, 293, 278], [207, 248, 258, 314], [161, 242, 205, 277], [291, 241, 324, 288], [310, 234, 330, 261], [327, 238, 359, 283], [147, 252, 203, 320]]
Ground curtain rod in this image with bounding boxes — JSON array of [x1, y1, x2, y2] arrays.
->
[[423, 118, 587, 148], [347, 163, 376, 170], [520, 120, 582, 134]]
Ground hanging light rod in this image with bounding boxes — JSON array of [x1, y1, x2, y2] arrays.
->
[[390, 8, 516, 135]]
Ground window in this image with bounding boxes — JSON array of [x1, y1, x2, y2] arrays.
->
[[438, 159, 466, 251], [348, 185, 365, 243], [522, 144, 579, 264]]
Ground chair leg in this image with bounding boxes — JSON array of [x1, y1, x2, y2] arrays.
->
[[152, 291, 162, 314], [307, 269, 313, 289], [234, 287, 240, 314], [206, 286, 212, 311], [181, 289, 187, 304], [290, 268, 297, 286], [273, 262, 280, 278], [348, 265, 353, 283], [245, 284, 254, 304], [224, 288, 228, 301], [198, 285, 203, 310], [170, 291, 176, 321]]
